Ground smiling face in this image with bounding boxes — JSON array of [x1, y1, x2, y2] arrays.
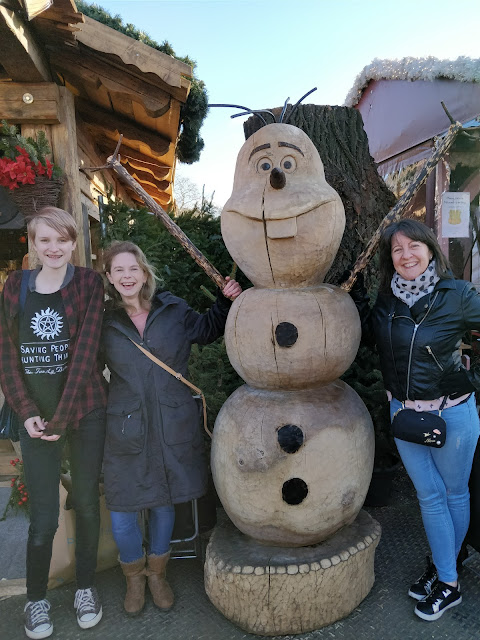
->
[[106, 251, 148, 305], [32, 221, 76, 271], [391, 232, 433, 280]]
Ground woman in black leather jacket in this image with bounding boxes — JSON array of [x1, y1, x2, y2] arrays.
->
[[365, 219, 480, 621]]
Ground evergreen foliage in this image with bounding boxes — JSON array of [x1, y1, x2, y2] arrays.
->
[[76, 1, 208, 165]]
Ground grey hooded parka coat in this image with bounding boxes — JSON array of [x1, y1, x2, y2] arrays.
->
[[102, 290, 231, 512]]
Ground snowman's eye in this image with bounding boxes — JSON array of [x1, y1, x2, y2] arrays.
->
[[257, 157, 272, 173], [281, 155, 296, 173]]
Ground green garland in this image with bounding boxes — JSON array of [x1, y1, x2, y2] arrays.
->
[[76, 1, 208, 164]]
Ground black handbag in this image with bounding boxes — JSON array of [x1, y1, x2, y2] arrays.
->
[[0, 400, 20, 442], [391, 397, 447, 448]]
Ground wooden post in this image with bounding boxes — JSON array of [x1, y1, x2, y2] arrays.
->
[[341, 121, 463, 292], [51, 87, 86, 266]]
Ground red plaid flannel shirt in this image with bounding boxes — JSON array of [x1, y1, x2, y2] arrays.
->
[[0, 267, 107, 434]]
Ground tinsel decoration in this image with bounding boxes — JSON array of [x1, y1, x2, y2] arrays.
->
[[344, 56, 480, 107]]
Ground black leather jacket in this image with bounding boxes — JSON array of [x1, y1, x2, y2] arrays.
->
[[371, 278, 480, 401]]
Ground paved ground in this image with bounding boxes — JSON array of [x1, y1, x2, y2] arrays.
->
[[1, 470, 479, 640]]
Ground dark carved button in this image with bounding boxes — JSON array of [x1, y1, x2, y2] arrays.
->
[[275, 322, 298, 347], [277, 424, 304, 453], [282, 478, 308, 505]]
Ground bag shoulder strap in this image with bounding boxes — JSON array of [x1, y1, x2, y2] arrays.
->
[[128, 337, 211, 438]]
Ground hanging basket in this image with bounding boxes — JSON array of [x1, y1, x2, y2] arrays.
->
[[8, 176, 64, 213]]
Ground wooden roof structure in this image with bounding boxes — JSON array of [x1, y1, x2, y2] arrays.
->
[[0, 0, 192, 208]]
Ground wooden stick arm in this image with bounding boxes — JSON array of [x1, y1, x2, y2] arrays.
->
[[340, 121, 463, 292], [105, 152, 227, 291]]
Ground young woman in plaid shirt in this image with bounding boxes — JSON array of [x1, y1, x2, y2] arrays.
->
[[0, 207, 107, 639]]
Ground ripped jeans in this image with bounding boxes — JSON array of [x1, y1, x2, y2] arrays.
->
[[391, 394, 480, 583]]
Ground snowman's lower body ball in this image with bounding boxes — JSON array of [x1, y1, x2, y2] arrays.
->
[[211, 381, 374, 547]]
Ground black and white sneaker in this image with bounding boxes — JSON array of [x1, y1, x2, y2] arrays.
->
[[24, 599, 53, 639], [74, 587, 103, 629], [414, 580, 462, 621], [408, 556, 438, 600]]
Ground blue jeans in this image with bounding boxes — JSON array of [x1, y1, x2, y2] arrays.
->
[[19, 408, 106, 601], [110, 506, 175, 563], [390, 395, 479, 582]]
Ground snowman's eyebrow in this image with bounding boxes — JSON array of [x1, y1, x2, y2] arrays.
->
[[278, 142, 304, 156], [249, 143, 271, 161]]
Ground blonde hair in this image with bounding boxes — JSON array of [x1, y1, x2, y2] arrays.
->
[[103, 241, 157, 309], [27, 207, 77, 242]]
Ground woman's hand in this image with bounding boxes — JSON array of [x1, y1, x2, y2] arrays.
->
[[24, 417, 61, 441], [222, 276, 242, 301]]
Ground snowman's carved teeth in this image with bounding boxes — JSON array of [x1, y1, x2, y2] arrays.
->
[[265, 217, 297, 239]]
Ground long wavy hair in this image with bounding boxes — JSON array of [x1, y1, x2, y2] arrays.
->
[[378, 219, 452, 292], [103, 241, 157, 310]]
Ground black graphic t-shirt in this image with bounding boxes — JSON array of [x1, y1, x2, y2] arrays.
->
[[19, 290, 70, 421]]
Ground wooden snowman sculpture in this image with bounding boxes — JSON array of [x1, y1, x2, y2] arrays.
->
[[205, 122, 381, 636]]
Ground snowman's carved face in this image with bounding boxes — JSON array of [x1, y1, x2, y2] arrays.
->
[[223, 123, 340, 223], [221, 123, 345, 288]]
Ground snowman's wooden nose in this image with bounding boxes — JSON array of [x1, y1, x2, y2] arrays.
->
[[270, 167, 286, 190]]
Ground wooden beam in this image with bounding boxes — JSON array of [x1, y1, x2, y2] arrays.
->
[[51, 46, 172, 118], [50, 86, 86, 266], [130, 170, 169, 193], [0, 82, 61, 123], [130, 189, 170, 207], [0, 5, 51, 82], [122, 154, 170, 182], [77, 98, 171, 158], [76, 16, 192, 93]]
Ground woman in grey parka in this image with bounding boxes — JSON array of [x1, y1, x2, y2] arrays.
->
[[102, 241, 241, 617]]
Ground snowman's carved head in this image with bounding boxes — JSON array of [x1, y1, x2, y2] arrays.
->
[[223, 124, 340, 233]]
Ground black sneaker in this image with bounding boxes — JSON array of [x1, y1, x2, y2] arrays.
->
[[24, 599, 53, 639], [414, 581, 462, 621], [408, 556, 438, 600], [74, 587, 103, 629]]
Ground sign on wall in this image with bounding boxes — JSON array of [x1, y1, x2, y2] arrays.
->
[[441, 192, 470, 238]]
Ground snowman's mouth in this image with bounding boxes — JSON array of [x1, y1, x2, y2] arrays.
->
[[265, 217, 297, 239]]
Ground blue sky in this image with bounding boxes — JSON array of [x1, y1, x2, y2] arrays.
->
[[93, 0, 480, 206]]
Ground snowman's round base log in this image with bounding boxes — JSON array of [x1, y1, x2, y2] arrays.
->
[[204, 510, 381, 637]]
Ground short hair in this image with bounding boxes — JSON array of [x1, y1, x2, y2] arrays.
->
[[103, 240, 157, 309], [378, 219, 452, 291], [27, 207, 77, 243]]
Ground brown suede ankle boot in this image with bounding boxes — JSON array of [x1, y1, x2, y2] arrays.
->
[[146, 551, 174, 610], [119, 556, 146, 616]]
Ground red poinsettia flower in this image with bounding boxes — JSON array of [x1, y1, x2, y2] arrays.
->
[[12, 157, 36, 187], [15, 145, 30, 159], [45, 158, 53, 179], [36, 161, 46, 176]]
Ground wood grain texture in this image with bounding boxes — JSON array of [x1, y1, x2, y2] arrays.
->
[[225, 285, 361, 389], [211, 382, 374, 546], [205, 511, 381, 636]]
